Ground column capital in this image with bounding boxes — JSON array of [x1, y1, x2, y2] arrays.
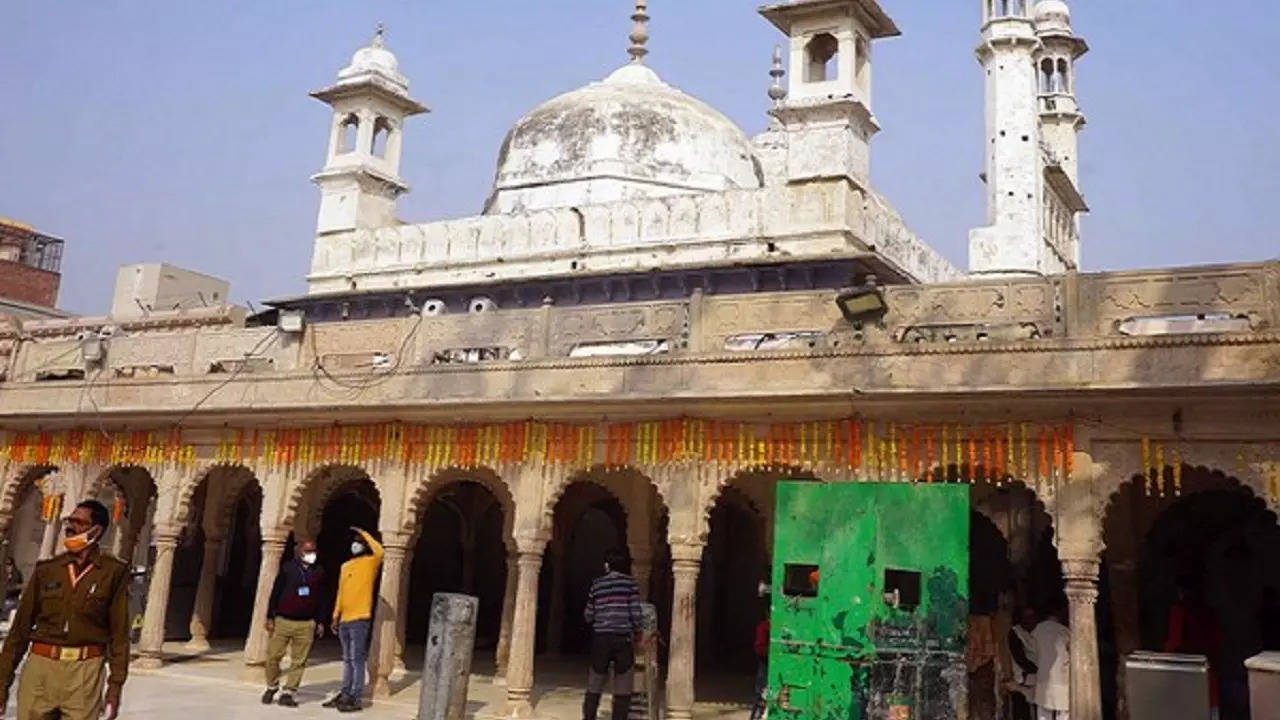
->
[[261, 531, 290, 549], [670, 542, 704, 565], [514, 531, 548, 557], [152, 525, 183, 546], [383, 543, 410, 560], [1061, 558, 1101, 583]]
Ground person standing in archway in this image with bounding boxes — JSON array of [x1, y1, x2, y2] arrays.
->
[[261, 539, 326, 708], [582, 548, 644, 720], [1032, 600, 1070, 720], [324, 526, 383, 713], [1163, 578, 1221, 719], [0, 500, 130, 720]]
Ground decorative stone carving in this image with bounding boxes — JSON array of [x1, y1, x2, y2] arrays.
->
[[1085, 264, 1277, 335]]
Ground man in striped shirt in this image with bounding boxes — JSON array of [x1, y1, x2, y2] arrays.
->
[[582, 548, 644, 720]]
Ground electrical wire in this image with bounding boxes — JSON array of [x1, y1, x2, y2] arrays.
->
[[310, 311, 424, 395], [171, 329, 281, 429]]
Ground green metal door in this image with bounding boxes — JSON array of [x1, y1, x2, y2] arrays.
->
[[768, 482, 969, 720]]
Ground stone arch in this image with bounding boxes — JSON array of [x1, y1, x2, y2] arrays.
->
[[1100, 462, 1279, 720], [403, 465, 516, 551], [0, 464, 54, 524], [280, 462, 373, 533], [696, 465, 818, 546], [538, 464, 669, 539]]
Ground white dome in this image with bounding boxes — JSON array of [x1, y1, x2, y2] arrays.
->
[[1033, 0, 1071, 25], [485, 63, 764, 215], [337, 27, 408, 90]]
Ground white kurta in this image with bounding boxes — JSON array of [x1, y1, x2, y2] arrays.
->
[[1032, 619, 1071, 711]]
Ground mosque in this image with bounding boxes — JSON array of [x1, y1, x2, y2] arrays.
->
[[0, 1, 1277, 718]]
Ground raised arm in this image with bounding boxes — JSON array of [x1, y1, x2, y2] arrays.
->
[[354, 527, 383, 562]]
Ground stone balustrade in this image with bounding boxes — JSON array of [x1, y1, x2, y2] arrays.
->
[[0, 261, 1275, 400], [307, 179, 958, 295]]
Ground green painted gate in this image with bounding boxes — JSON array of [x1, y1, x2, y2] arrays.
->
[[767, 481, 969, 720]]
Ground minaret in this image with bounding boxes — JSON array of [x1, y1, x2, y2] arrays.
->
[[968, 0, 1044, 275], [758, 0, 901, 188], [1034, 0, 1088, 267], [310, 26, 427, 236]]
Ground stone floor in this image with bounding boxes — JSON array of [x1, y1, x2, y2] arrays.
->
[[93, 640, 756, 719]]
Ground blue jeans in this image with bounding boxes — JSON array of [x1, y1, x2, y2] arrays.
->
[[338, 619, 372, 701]]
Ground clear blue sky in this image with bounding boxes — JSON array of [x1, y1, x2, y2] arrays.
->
[[2, 1, 1276, 314]]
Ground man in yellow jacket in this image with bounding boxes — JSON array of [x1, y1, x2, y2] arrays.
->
[[324, 526, 383, 713]]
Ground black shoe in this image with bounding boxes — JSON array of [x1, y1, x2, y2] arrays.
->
[[321, 695, 343, 708], [262, 688, 278, 704], [337, 697, 363, 713], [611, 694, 633, 720], [278, 693, 298, 708]]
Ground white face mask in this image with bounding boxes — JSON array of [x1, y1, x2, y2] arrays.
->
[[301, 552, 318, 565], [350, 542, 364, 556]]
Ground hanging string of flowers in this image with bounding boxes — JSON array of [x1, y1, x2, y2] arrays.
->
[[6, 423, 1273, 497], [0, 429, 195, 469]]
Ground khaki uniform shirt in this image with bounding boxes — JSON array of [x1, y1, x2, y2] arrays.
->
[[0, 546, 130, 707]]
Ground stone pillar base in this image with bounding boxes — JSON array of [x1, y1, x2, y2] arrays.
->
[[134, 655, 164, 670]]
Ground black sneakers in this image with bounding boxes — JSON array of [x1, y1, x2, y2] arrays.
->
[[261, 688, 278, 705], [337, 697, 363, 713], [321, 694, 343, 708], [278, 693, 298, 708]]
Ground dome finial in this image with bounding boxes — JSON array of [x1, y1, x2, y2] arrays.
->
[[372, 22, 386, 48], [768, 45, 788, 107], [628, 0, 650, 64]]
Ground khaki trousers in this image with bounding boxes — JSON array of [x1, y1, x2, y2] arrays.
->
[[16, 653, 106, 720], [265, 618, 317, 693]]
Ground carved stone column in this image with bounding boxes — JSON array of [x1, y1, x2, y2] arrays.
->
[[666, 545, 704, 720], [1064, 558, 1103, 720], [38, 515, 60, 560], [494, 551, 518, 681], [544, 542, 567, 657], [242, 532, 288, 666], [505, 548, 544, 718], [393, 548, 413, 673], [185, 535, 224, 652], [371, 538, 409, 697], [137, 527, 181, 669]]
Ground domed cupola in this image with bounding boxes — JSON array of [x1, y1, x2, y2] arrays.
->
[[484, 1, 763, 215]]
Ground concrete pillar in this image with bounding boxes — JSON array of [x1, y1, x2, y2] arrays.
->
[[243, 533, 287, 666], [666, 545, 703, 720], [185, 535, 224, 652], [1064, 558, 1103, 720], [418, 593, 479, 720], [137, 526, 181, 669], [394, 548, 414, 673], [372, 537, 410, 697], [505, 548, 544, 718], [544, 543, 567, 657], [494, 551, 518, 681], [38, 514, 60, 560]]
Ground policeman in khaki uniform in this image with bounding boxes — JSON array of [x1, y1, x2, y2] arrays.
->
[[0, 500, 130, 719]]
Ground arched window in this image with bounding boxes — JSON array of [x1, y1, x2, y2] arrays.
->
[[1040, 58, 1055, 94], [1057, 58, 1071, 93], [371, 116, 393, 158], [339, 114, 359, 154], [804, 33, 839, 83]]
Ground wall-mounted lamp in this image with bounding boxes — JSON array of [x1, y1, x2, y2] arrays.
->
[[834, 274, 887, 327]]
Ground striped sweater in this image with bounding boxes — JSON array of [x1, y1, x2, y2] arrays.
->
[[584, 571, 644, 636]]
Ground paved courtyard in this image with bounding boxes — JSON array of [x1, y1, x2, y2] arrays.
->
[[0, 641, 753, 719]]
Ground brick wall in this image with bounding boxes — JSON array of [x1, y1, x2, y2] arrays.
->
[[0, 259, 60, 308]]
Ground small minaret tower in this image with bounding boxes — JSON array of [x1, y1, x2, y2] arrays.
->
[[311, 26, 427, 236], [968, 0, 1044, 275], [1034, 0, 1088, 267], [758, 0, 901, 188]]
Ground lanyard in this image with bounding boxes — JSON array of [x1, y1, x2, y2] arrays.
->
[[67, 563, 94, 589]]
